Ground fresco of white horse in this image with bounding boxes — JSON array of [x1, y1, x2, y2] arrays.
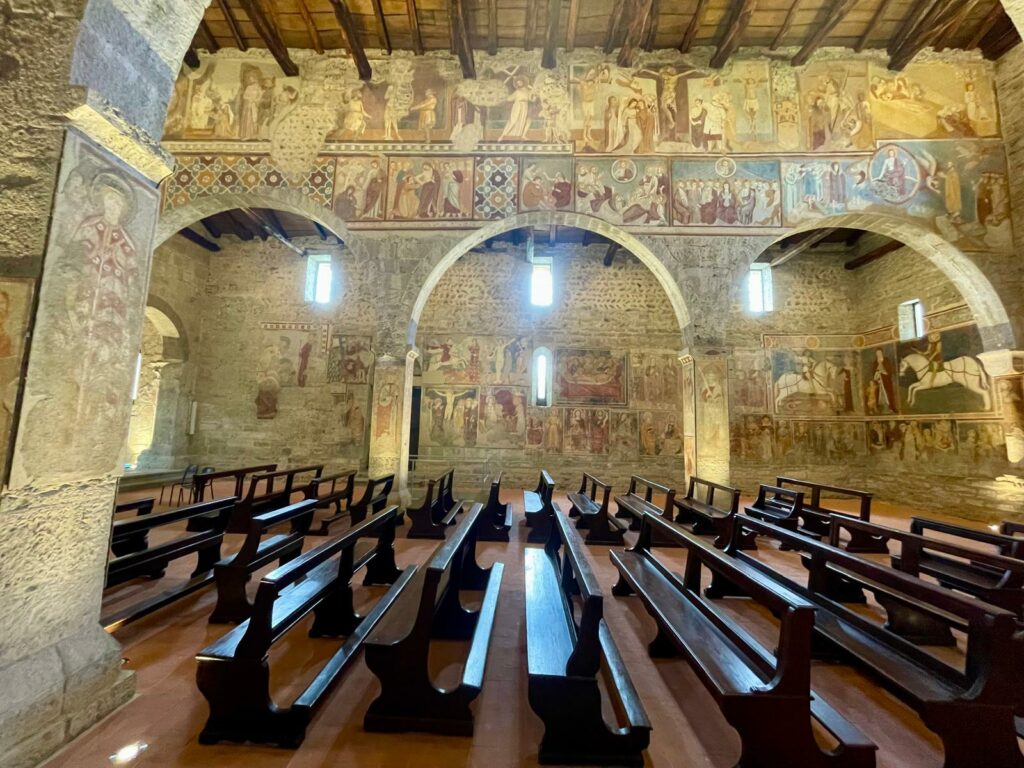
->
[[898, 353, 991, 410], [774, 359, 839, 412]]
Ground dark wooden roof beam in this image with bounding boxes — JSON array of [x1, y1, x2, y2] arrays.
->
[[680, 0, 710, 53], [769, 228, 837, 267], [605, 0, 626, 53], [179, 228, 221, 252], [214, 0, 247, 51], [566, 0, 580, 51], [968, 3, 1005, 49], [296, 0, 324, 54], [618, 0, 654, 67], [371, 0, 393, 53], [329, 0, 372, 80], [238, 0, 298, 76], [856, 0, 896, 51], [643, 0, 660, 50], [888, 0, 940, 54], [711, 0, 758, 69], [771, 0, 801, 50], [844, 240, 903, 270], [603, 243, 621, 267], [793, 0, 860, 67], [450, 0, 477, 78], [198, 18, 220, 53], [525, 0, 538, 50], [407, 0, 425, 54], [890, 0, 974, 69], [200, 217, 222, 239], [542, 0, 562, 68]]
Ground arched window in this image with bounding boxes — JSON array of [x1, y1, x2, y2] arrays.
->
[[533, 347, 553, 407]]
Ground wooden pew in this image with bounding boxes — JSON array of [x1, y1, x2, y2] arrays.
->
[[102, 498, 236, 632], [196, 506, 410, 747], [673, 475, 741, 548], [208, 499, 317, 624], [611, 512, 875, 768], [1000, 520, 1024, 538], [723, 513, 1022, 768], [349, 473, 395, 526], [613, 475, 677, 533], [224, 464, 324, 533], [438, 468, 461, 516], [111, 496, 156, 556], [476, 472, 513, 542], [526, 507, 651, 765], [911, 516, 1023, 558], [363, 503, 504, 736], [405, 471, 464, 539], [192, 463, 277, 502], [524, 470, 559, 544], [306, 469, 357, 535], [743, 484, 804, 546], [829, 515, 1024, 624], [776, 477, 885, 553], [569, 473, 625, 545]]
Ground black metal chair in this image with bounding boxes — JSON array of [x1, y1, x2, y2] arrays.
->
[[162, 464, 198, 506]]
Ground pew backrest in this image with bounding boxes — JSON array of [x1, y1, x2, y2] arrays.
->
[[683, 476, 739, 514], [547, 511, 602, 676], [776, 476, 871, 519], [909, 516, 1023, 558]]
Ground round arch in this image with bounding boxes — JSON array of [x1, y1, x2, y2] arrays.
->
[[405, 211, 692, 349], [154, 188, 362, 254], [145, 297, 189, 361], [771, 212, 1014, 349]]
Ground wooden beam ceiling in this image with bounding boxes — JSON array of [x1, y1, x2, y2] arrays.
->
[[771, 0, 801, 50], [844, 239, 903, 270], [679, 0, 709, 53], [603, 243, 621, 267], [769, 228, 837, 267], [329, 0, 372, 80], [968, 3, 1005, 49], [566, 0, 580, 51], [179, 228, 221, 252], [855, 0, 895, 52], [643, 0, 660, 50], [294, 0, 323, 55], [792, 0, 859, 66], [214, 0, 246, 50], [197, 18, 220, 52], [604, 0, 625, 54], [407, 0, 424, 55], [711, 0, 757, 69], [370, 0, 392, 54], [237, 0, 298, 76], [487, 0, 499, 54], [618, 0, 655, 67], [450, 0, 477, 78], [542, 0, 562, 68]]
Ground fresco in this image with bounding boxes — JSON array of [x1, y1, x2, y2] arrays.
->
[[575, 158, 669, 226], [610, 411, 639, 456], [731, 414, 775, 461], [338, 389, 368, 446], [867, 418, 959, 468], [671, 159, 781, 227], [632, 352, 681, 409], [327, 334, 372, 384], [477, 387, 528, 448], [896, 324, 992, 415], [0, 279, 33, 481], [421, 334, 530, 386], [333, 157, 387, 221], [697, 358, 729, 455], [775, 420, 866, 464], [421, 386, 479, 447], [870, 61, 999, 140], [731, 349, 769, 412], [520, 158, 574, 211], [860, 345, 899, 415], [386, 157, 474, 220], [555, 348, 628, 406], [686, 61, 776, 152], [259, 323, 321, 388], [797, 60, 873, 151], [770, 346, 860, 416], [639, 410, 685, 457], [564, 407, 610, 454], [957, 421, 1008, 470]]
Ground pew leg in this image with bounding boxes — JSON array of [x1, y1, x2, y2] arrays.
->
[[876, 594, 956, 646], [843, 530, 890, 555], [819, 569, 867, 604], [196, 657, 308, 747], [208, 570, 252, 624], [704, 571, 747, 600], [528, 513, 554, 544], [924, 703, 1024, 768], [363, 545, 401, 587], [612, 574, 635, 597], [310, 584, 361, 637], [191, 543, 222, 579], [528, 676, 648, 766], [648, 625, 681, 659], [722, 697, 824, 768]]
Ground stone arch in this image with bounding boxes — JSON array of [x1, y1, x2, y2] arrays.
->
[[145, 297, 189, 362], [766, 213, 1014, 350], [155, 188, 364, 255], [405, 212, 693, 350]]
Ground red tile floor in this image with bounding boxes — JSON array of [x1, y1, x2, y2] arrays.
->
[[43, 482, 1017, 767]]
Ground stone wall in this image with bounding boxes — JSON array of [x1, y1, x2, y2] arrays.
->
[[415, 245, 687, 493]]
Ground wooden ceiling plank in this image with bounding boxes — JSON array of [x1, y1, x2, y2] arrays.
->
[[855, 0, 895, 52], [487, 0, 498, 54], [643, 0, 660, 50], [370, 0, 393, 53], [603, 243, 621, 267], [200, 217, 222, 239], [618, 0, 654, 67], [214, 0, 247, 51], [968, 3, 1005, 49], [605, 0, 625, 54], [711, 0, 758, 68], [680, 0, 710, 53], [407, 0, 425, 54], [888, 0, 940, 54], [295, 0, 324, 54], [770, 228, 837, 267], [525, 0, 538, 50], [542, 0, 562, 68], [451, 0, 477, 78], [329, 0, 373, 80], [566, 0, 580, 51], [238, 0, 299, 76], [792, 0, 860, 66], [844, 240, 902, 270], [198, 18, 221, 52], [771, 0, 801, 50], [889, 0, 969, 69], [935, 0, 986, 50]]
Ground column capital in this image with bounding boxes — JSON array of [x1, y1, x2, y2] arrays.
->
[[978, 350, 1024, 378]]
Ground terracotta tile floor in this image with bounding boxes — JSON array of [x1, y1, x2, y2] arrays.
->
[[44, 484, 1017, 767]]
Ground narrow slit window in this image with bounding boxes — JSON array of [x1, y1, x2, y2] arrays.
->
[[747, 264, 773, 313], [305, 254, 334, 304], [898, 299, 926, 340], [531, 262, 553, 307], [533, 347, 553, 407]]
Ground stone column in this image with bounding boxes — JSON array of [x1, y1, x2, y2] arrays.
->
[[691, 349, 731, 485], [368, 351, 417, 502], [979, 350, 1024, 466], [0, 116, 171, 767]]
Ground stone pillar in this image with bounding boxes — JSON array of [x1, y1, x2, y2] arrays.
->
[[0, 116, 171, 767], [680, 355, 698, 484], [368, 351, 416, 502], [691, 349, 731, 485], [979, 350, 1024, 466]]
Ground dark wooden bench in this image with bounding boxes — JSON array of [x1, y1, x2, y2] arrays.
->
[[911, 516, 1024, 558], [102, 498, 237, 632], [828, 515, 1024, 624], [306, 469, 357, 535], [363, 502, 504, 736], [569, 473, 625, 545], [193, 464, 277, 502], [223, 464, 324, 533], [476, 472, 513, 542], [349, 473, 396, 526], [208, 499, 318, 624], [525, 470, 560, 544], [743, 484, 804, 547], [611, 511, 875, 768], [723, 513, 1022, 768], [196, 505, 410, 747], [614, 475, 677, 534], [526, 507, 651, 765], [406, 470, 464, 539], [776, 477, 885, 553], [1000, 520, 1024, 538], [673, 475, 740, 548], [111, 496, 156, 556]]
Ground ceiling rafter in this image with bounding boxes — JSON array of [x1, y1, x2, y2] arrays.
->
[[370, 0, 393, 54], [214, 0, 246, 51], [407, 0, 425, 55], [450, 0, 477, 78], [792, 0, 859, 67], [855, 0, 895, 52], [488, 0, 499, 55], [771, 0, 801, 50], [237, 0, 298, 76], [618, 0, 655, 67], [329, 0, 372, 80], [542, 0, 562, 68], [295, 0, 323, 55], [711, 0, 757, 69], [566, 0, 580, 51], [680, 0, 709, 53]]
